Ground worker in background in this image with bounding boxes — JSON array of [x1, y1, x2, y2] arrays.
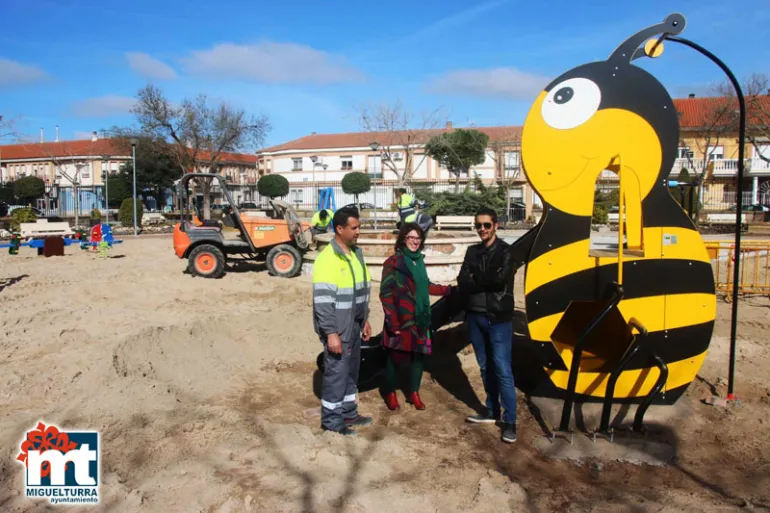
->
[[310, 208, 334, 237], [395, 188, 416, 223], [312, 207, 373, 436], [404, 202, 433, 234]]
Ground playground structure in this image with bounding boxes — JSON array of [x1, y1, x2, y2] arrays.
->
[[1, 220, 122, 256], [317, 12, 750, 440], [173, 173, 313, 279]]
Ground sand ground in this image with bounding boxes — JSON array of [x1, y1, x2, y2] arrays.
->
[[0, 236, 769, 512]]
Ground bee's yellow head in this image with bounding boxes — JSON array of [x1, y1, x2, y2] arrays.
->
[[522, 14, 686, 216]]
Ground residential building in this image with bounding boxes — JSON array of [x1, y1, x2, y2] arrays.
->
[[0, 133, 259, 213], [256, 122, 533, 214], [672, 93, 770, 208]]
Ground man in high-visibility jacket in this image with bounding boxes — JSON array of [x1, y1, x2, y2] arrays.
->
[[312, 207, 373, 436], [310, 208, 334, 236], [395, 188, 416, 222], [404, 210, 434, 234]]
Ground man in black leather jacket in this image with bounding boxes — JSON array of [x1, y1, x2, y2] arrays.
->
[[457, 207, 518, 443]]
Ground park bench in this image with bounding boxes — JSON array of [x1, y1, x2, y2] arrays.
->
[[436, 215, 475, 230], [19, 220, 73, 238]]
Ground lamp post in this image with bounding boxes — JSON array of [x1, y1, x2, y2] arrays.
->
[[310, 155, 318, 206], [130, 138, 138, 236], [101, 154, 109, 222], [369, 142, 379, 230]]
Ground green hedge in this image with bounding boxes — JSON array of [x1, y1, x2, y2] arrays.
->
[[119, 198, 143, 227]]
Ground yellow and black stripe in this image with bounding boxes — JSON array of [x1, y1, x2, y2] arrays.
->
[[520, 14, 716, 404]]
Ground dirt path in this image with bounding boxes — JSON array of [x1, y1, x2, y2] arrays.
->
[[0, 237, 768, 512]]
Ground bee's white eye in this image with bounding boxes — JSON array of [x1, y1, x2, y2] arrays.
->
[[541, 78, 601, 130]]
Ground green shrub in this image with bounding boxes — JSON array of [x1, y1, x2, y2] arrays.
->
[[119, 198, 143, 227], [90, 207, 102, 220], [10, 207, 37, 231], [592, 204, 609, 224], [13, 176, 45, 204], [257, 174, 289, 198], [417, 180, 506, 218], [341, 172, 371, 196]]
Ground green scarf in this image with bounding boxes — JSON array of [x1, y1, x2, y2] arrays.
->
[[401, 247, 431, 336]]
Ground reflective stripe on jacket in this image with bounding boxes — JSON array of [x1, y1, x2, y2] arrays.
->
[[312, 238, 371, 343]]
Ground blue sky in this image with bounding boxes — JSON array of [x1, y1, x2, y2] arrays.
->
[[1, 0, 768, 150]]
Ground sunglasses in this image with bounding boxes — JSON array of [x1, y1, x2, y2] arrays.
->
[[475, 222, 493, 230]]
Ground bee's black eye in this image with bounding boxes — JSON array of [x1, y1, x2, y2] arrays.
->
[[554, 87, 574, 104]]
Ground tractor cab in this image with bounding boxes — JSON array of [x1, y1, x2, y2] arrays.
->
[[173, 173, 312, 279]]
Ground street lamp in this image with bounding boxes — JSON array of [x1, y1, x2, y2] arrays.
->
[[369, 142, 379, 230], [310, 156, 318, 197], [130, 138, 138, 236], [101, 154, 109, 222]]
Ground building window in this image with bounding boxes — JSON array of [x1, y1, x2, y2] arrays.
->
[[292, 158, 303, 170], [504, 151, 520, 170], [677, 146, 693, 159], [707, 145, 724, 160], [290, 188, 303, 205], [341, 156, 353, 171]]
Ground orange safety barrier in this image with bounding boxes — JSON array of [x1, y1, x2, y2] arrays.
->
[[705, 240, 770, 298]]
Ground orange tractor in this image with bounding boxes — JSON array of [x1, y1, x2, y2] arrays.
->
[[173, 173, 312, 279]]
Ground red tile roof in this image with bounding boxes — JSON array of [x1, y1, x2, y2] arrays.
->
[[0, 139, 125, 160], [674, 95, 770, 130], [259, 125, 523, 153], [0, 138, 257, 164]]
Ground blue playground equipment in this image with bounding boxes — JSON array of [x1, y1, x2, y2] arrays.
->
[[317, 187, 336, 230]]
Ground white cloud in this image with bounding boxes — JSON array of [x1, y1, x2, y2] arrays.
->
[[0, 58, 48, 87], [71, 95, 137, 118], [182, 41, 363, 85], [126, 52, 178, 80], [424, 67, 550, 100]]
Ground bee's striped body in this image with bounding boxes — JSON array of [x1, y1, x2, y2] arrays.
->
[[523, 207, 716, 403]]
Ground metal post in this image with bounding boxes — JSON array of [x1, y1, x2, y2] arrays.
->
[[102, 156, 109, 223], [131, 139, 138, 236], [370, 141, 380, 230], [665, 35, 745, 400]]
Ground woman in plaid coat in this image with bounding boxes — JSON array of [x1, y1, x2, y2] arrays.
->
[[380, 222, 453, 411]]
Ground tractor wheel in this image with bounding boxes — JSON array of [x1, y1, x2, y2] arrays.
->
[[266, 244, 302, 278], [188, 244, 226, 279]]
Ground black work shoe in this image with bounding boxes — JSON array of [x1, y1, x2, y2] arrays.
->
[[322, 426, 357, 436], [501, 423, 517, 443], [466, 414, 498, 424], [344, 415, 373, 427]]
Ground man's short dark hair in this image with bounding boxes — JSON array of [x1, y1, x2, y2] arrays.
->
[[319, 210, 329, 221], [475, 207, 498, 224], [333, 207, 359, 231], [398, 188, 407, 194]]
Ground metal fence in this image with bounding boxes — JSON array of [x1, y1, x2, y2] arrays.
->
[[594, 179, 770, 212], [706, 241, 770, 297], [33, 185, 173, 217], [226, 179, 484, 211]]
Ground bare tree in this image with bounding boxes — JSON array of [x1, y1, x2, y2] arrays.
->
[[41, 144, 91, 228], [132, 85, 270, 219], [357, 101, 444, 186], [741, 74, 770, 165], [0, 114, 17, 141], [488, 131, 523, 223]]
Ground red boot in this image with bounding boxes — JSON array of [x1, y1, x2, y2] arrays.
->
[[385, 392, 400, 411], [408, 392, 426, 410]]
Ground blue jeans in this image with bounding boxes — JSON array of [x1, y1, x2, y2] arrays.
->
[[466, 313, 517, 424]]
